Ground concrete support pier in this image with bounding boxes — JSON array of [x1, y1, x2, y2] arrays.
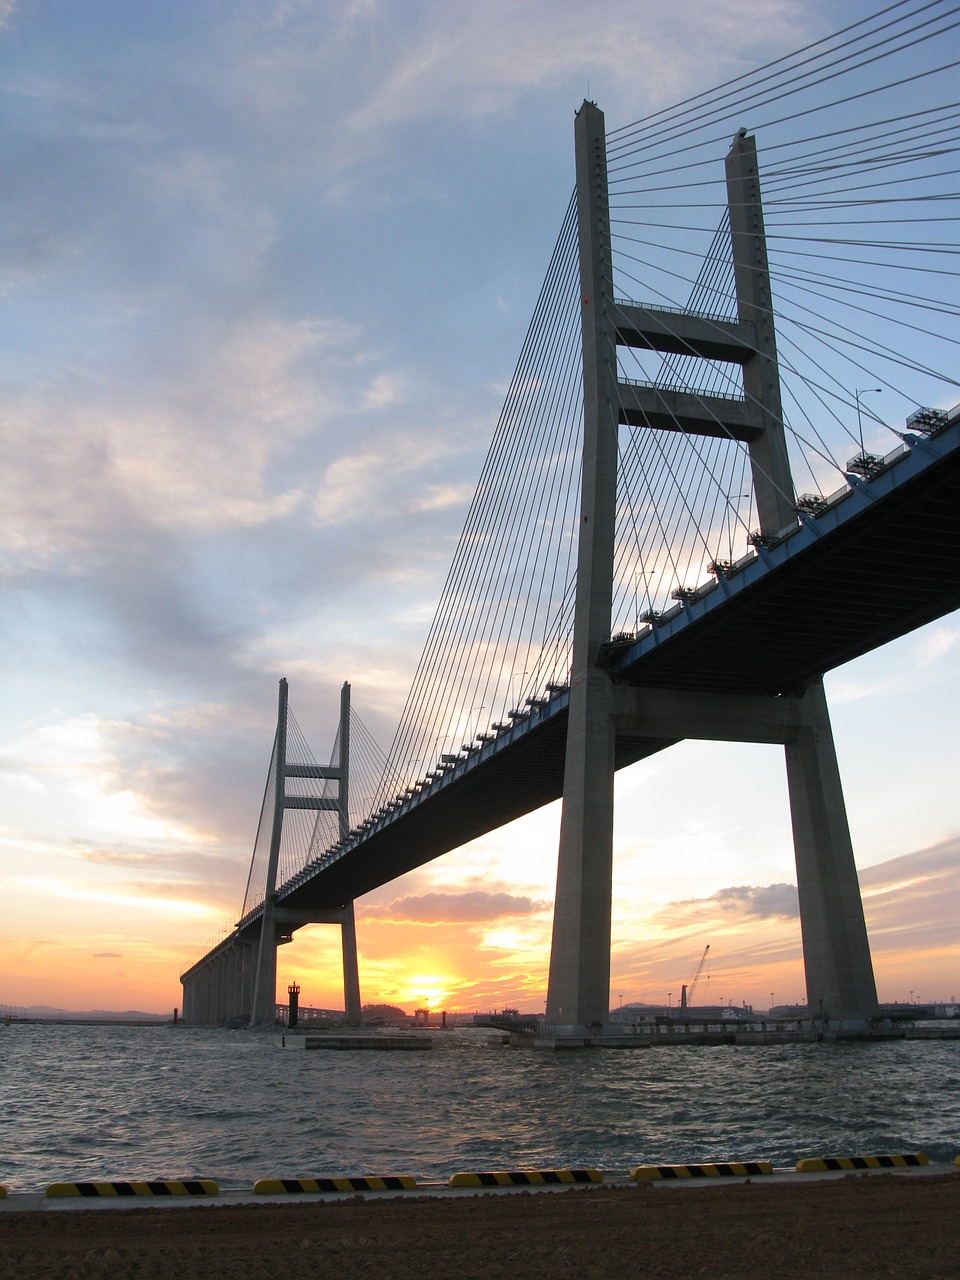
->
[[786, 680, 878, 1024]]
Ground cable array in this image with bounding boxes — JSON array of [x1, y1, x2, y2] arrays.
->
[[242, 0, 958, 905], [605, 0, 959, 632], [367, 194, 586, 811], [239, 699, 414, 913], [357, 0, 959, 818]]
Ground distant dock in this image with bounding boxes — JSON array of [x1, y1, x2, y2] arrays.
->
[[278, 1033, 432, 1050], [528, 1024, 960, 1050]]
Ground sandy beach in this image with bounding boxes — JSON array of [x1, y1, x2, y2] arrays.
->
[[1, 1173, 958, 1279]]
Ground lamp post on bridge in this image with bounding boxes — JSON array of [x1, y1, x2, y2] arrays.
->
[[509, 671, 528, 713], [855, 388, 882, 455]]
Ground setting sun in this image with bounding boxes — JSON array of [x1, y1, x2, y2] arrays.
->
[[405, 976, 452, 1008]]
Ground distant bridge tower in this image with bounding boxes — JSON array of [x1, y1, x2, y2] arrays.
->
[[181, 678, 362, 1027], [545, 101, 878, 1033], [250, 677, 361, 1026]]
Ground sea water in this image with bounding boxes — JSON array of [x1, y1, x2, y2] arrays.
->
[[2, 1023, 959, 1192]]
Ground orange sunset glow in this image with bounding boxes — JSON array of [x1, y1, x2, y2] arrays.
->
[[1, 1, 957, 1023]]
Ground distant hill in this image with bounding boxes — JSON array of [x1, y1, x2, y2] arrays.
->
[[360, 1003, 409, 1023], [21, 1005, 169, 1022]]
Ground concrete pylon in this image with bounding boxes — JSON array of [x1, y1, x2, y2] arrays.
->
[[545, 102, 878, 1034], [248, 678, 362, 1027], [250, 679, 288, 1026], [545, 101, 619, 1033], [336, 680, 362, 1026], [725, 130, 796, 538]]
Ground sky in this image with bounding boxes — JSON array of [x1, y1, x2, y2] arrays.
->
[[1, 0, 957, 1017]]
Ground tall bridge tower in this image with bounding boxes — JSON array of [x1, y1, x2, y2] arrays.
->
[[546, 102, 878, 1033], [181, 678, 362, 1027]]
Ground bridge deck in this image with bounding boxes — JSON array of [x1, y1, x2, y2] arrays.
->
[[228, 417, 960, 929]]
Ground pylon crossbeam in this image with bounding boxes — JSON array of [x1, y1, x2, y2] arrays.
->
[[615, 304, 756, 364]]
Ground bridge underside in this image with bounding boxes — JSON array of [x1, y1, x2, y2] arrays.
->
[[252, 426, 959, 926], [613, 437, 960, 696]]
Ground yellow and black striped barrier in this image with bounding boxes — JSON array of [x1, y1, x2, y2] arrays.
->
[[46, 1180, 219, 1198], [795, 1153, 928, 1173], [253, 1175, 416, 1194], [631, 1161, 773, 1180], [448, 1168, 602, 1188]]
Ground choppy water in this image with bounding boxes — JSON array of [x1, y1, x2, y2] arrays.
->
[[2, 1023, 959, 1192]]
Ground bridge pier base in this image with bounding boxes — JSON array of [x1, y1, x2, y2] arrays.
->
[[546, 676, 878, 1031], [786, 679, 878, 1025], [341, 902, 362, 1026], [546, 669, 616, 1035]]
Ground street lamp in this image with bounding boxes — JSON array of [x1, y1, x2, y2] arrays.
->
[[855, 388, 882, 455], [509, 670, 528, 710]]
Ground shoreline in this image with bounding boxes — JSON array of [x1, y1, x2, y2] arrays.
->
[[4, 1157, 957, 1210], [1, 1172, 958, 1278]]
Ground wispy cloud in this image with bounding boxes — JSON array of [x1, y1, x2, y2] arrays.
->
[[344, 1, 810, 134], [369, 889, 549, 923], [916, 625, 959, 667], [666, 882, 800, 922]]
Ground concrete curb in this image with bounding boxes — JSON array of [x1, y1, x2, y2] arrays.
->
[[252, 1176, 416, 1194], [631, 1162, 773, 1180], [46, 1180, 219, 1198], [1, 1163, 955, 1212], [796, 1153, 927, 1172], [449, 1169, 602, 1187]]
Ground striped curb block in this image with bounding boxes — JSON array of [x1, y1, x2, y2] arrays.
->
[[46, 1180, 219, 1198], [448, 1169, 602, 1187], [796, 1153, 928, 1173], [631, 1162, 773, 1180], [252, 1176, 416, 1194]]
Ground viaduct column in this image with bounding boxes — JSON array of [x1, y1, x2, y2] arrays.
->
[[545, 100, 619, 1033]]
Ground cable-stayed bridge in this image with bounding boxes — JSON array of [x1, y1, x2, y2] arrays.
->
[[182, 4, 960, 1036]]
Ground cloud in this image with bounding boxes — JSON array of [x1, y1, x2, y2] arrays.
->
[[370, 890, 549, 923], [1, 315, 356, 566], [859, 835, 960, 951], [93, 951, 121, 958], [343, 1, 810, 134], [825, 676, 897, 705], [666, 882, 800, 923], [916, 625, 959, 667]]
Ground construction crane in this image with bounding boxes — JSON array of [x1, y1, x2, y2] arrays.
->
[[679, 945, 710, 1011]]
